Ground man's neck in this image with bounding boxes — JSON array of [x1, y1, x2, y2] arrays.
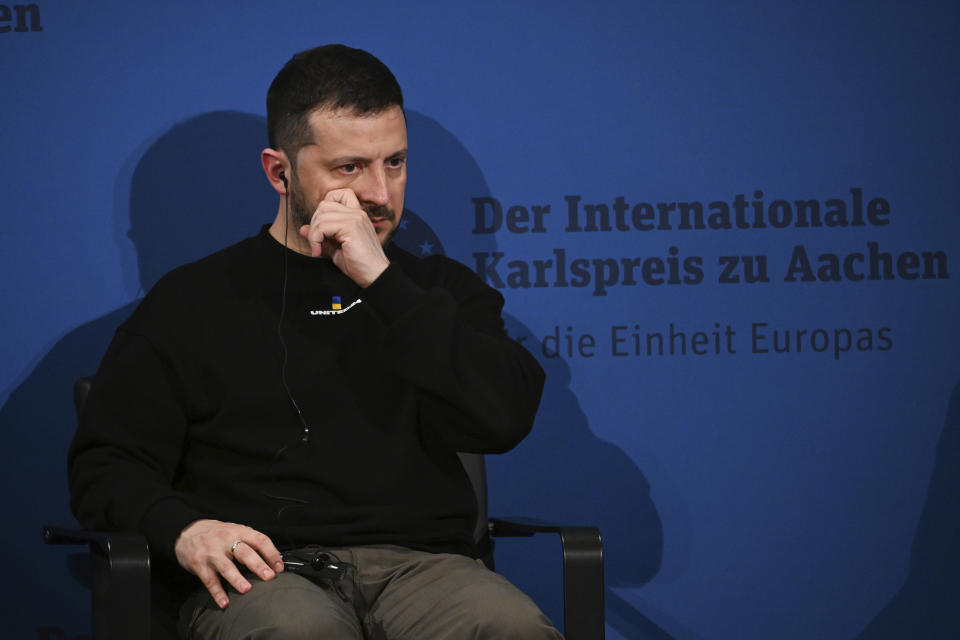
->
[[268, 204, 312, 256]]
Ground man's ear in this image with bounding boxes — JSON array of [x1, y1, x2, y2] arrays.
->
[[261, 148, 289, 195]]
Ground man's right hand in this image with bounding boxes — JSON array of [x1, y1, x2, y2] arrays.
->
[[298, 188, 391, 287], [174, 519, 285, 609]]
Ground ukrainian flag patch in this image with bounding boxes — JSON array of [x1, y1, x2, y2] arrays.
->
[[331, 296, 342, 310]]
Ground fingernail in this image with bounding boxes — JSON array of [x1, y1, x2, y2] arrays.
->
[[262, 569, 274, 579], [218, 598, 229, 609], [240, 581, 251, 593], [275, 562, 285, 572]]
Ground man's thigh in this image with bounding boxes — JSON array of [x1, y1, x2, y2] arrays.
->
[[180, 571, 363, 640], [359, 548, 564, 640]]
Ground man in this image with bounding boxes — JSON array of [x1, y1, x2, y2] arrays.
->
[[68, 44, 561, 639]]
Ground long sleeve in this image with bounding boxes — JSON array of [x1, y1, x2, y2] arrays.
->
[[68, 325, 210, 560], [362, 253, 545, 453]]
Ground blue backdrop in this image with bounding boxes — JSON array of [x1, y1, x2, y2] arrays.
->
[[2, 2, 958, 638]]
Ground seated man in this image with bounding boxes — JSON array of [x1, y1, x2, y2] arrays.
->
[[68, 44, 561, 639]]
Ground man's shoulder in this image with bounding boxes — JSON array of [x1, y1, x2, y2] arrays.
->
[[145, 229, 267, 304], [123, 230, 265, 333], [164, 231, 262, 284]]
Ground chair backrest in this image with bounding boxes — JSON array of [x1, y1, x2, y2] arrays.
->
[[74, 376, 93, 417], [74, 378, 493, 554], [457, 451, 490, 551]]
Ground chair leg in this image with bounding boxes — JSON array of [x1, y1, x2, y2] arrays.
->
[[489, 519, 605, 640], [44, 526, 152, 640], [90, 534, 151, 640], [558, 527, 604, 640]]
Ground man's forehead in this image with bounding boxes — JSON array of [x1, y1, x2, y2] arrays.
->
[[305, 105, 406, 140], [308, 102, 404, 119]]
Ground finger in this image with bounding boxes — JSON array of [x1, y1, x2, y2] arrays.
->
[[233, 541, 276, 580], [213, 554, 253, 595], [305, 210, 377, 240], [298, 224, 324, 257], [196, 565, 232, 609], [243, 530, 285, 574], [300, 222, 350, 259], [323, 188, 361, 208], [296, 223, 334, 258]]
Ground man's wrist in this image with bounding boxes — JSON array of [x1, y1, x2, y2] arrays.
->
[[359, 258, 390, 288]]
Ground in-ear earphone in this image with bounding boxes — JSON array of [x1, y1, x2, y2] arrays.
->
[[275, 165, 311, 444]]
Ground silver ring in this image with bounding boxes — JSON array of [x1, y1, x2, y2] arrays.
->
[[230, 540, 244, 554]]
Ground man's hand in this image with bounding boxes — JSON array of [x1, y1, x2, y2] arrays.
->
[[174, 519, 284, 609], [298, 188, 390, 287]]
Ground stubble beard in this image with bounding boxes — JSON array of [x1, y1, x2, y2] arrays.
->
[[288, 178, 313, 229]]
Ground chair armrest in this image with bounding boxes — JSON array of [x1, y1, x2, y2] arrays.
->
[[43, 525, 152, 640], [490, 518, 604, 640]]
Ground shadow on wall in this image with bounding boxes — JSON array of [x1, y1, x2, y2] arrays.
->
[[855, 381, 960, 639], [401, 112, 669, 639], [496, 313, 671, 639], [2, 109, 669, 639], [0, 110, 277, 637]]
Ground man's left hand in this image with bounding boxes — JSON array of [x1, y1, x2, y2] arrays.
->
[[299, 188, 390, 288]]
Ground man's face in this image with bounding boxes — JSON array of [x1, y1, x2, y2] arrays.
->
[[288, 105, 407, 245]]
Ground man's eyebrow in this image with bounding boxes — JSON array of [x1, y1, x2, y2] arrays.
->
[[327, 148, 407, 165], [329, 155, 371, 165]]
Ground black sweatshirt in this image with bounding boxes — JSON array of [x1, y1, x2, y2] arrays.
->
[[68, 225, 544, 568]]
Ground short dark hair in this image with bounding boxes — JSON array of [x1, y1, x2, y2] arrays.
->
[[266, 44, 404, 162]]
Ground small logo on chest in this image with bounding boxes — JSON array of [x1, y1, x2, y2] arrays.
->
[[309, 297, 363, 316]]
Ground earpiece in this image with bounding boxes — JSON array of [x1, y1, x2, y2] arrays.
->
[[275, 165, 309, 443]]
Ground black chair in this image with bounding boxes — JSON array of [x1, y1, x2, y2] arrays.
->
[[45, 377, 604, 639]]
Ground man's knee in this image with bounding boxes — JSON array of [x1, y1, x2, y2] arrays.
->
[[423, 568, 564, 639], [184, 573, 362, 640], [228, 598, 357, 640], [228, 613, 354, 640], [465, 589, 564, 639]]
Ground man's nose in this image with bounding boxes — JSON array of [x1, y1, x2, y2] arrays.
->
[[355, 166, 390, 206]]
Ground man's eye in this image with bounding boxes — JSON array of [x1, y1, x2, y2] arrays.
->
[[387, 157, 405, 168], [340, 163, 358, 173]]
